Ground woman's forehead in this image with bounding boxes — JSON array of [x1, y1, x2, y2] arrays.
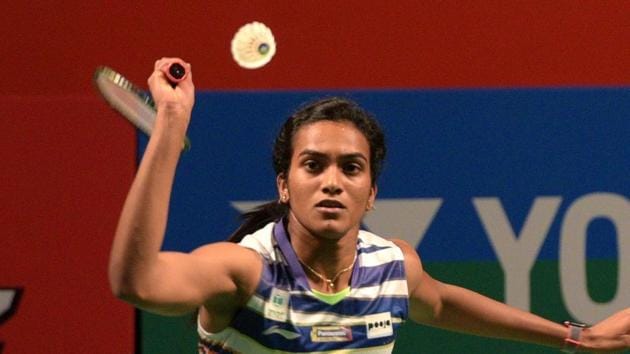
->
[[291, 120, 370, 157]]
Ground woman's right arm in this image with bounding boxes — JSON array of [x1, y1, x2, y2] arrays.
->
[[108, 58, 261, 316]]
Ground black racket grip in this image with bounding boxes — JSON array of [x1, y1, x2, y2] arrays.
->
[[169, 63, 187, 81], [161, 61, 188, 86]]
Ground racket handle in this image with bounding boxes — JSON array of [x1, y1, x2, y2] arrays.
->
[[160, 60, 188, 86]]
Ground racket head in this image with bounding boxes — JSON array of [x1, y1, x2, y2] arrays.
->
[[93, 66, 191, 150]]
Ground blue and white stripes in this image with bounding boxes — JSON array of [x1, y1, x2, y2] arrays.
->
[[198, 221, 409, 354]]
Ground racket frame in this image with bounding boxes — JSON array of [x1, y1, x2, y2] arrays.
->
[[93, 66, 191, 151]]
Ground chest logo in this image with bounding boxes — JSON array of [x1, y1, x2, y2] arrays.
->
[[263, 325, 301, 340], [265, 288, 290, 322], [310, 326, 353, 342], [365, 312, 393, 339]]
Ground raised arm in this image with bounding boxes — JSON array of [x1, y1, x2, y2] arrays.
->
[[108, 58, 261, 316], [393, 239, 630, 353]]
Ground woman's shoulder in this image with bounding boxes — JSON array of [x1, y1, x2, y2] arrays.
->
[[358, 229, 417, 252], [237, 221, 276, 257], [357, 229, 407, 262], [358, 230, 421, 265]]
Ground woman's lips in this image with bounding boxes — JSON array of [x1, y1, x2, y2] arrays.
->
[[316, 199, 345, 209], [315, 199, 346, 214]]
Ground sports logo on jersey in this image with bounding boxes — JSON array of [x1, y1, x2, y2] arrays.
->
[[263, 325, 301, 340], [365, 312, 393, 339], [310, 326, 353, 342], [265, 288, 290, 322]]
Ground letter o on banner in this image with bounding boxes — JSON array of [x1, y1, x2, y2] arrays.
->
[[560, 193, 630, 323]]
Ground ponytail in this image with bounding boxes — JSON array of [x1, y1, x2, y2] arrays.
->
[[227, 201, 289, 242]]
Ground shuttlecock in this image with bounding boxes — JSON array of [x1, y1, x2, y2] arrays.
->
[[231, 21, 276, 69]]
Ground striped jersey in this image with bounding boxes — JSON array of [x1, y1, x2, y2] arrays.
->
[[198, 220, 409, 353]]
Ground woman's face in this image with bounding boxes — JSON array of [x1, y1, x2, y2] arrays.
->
[[278, 120, 376, 240]]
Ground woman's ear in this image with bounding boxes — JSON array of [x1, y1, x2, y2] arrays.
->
[[276, 173, 289, 203], [367, 184, 378, 211]]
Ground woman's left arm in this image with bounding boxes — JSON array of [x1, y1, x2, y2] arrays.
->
[[393, 239, 630, 352]]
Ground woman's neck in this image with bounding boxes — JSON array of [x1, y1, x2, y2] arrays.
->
[[285, 214, 358, 292]]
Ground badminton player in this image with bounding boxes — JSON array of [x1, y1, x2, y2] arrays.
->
[[109, 58, 630, 353]]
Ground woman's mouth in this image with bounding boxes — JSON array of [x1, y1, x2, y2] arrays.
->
[[315, 199, 346, 211]]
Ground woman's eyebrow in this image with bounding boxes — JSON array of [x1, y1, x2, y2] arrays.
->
[[340, 153, 368, 162], [298, 149, 367, 162], [297, 149, 326, 158]]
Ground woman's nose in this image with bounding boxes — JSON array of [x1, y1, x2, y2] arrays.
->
[[322, 167, 342, 195]]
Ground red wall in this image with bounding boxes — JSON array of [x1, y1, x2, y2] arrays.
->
[[1, 1, 628, 352]]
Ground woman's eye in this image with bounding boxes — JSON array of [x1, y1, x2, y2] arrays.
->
[[343, 163, 362, 175], [304, 160, 320, 171]]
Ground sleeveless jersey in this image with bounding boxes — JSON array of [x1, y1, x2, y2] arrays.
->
[[198, 221, 409, 353]]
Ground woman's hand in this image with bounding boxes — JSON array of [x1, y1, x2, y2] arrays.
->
[[147, 57, 195, 136], [580, 308, 630, 352]]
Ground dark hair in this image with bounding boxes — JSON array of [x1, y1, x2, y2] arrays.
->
[[227, 97, 386, 242]]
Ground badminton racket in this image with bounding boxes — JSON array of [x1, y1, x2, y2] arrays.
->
[[93, 62, 191, 150]]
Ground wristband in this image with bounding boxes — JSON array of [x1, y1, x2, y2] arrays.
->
[[561, 321, 586, 353]]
